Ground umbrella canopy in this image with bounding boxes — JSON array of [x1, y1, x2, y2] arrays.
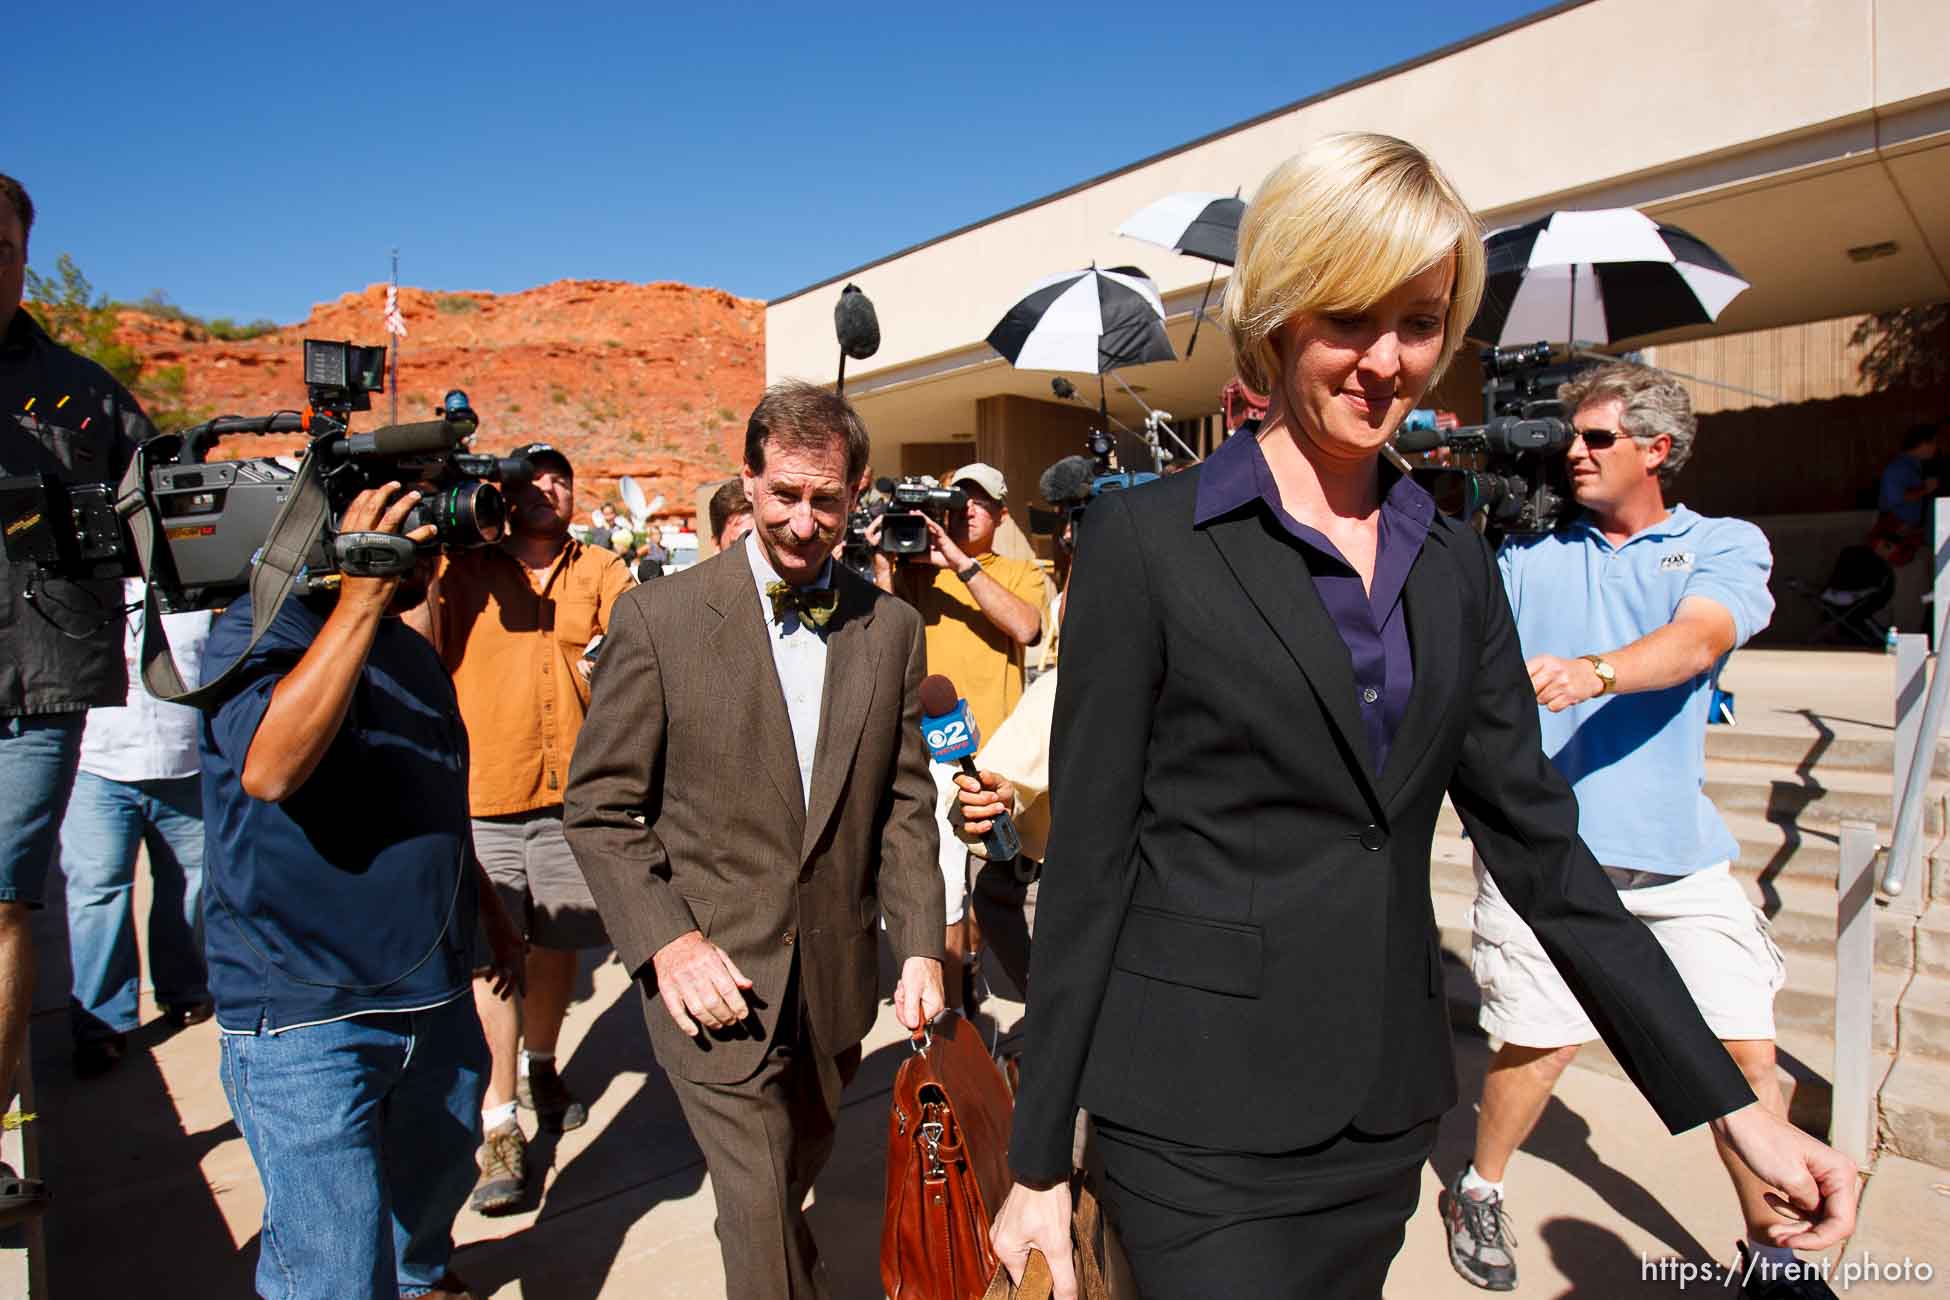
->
[[1469, 208, 1750, 346], [1116, 192, 1245, 267], [986, 266, 1176, 374]]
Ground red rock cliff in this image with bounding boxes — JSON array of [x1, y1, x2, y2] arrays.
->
[[118, 279, 765, 521]]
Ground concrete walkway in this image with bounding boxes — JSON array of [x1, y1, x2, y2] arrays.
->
[[19, 646, 1950, 1297]]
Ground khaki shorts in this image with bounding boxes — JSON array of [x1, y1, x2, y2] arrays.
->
[[472, 811, 608, 955], [1469, 859, 1786, 1048]]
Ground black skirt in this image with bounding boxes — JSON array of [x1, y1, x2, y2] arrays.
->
[[1092, 1115, 1437, 1300]]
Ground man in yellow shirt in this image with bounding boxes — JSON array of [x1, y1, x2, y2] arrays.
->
[[869, 463, 1043, 1007]]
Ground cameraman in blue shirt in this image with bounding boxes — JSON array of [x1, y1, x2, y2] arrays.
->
[[200, 482, 522, 1300], [1443, 364, 1827, 1300]]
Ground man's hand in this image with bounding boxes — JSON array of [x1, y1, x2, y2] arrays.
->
[[479, 883, 527, 1001], [952, 770, 1015, 839], [1528, 653, 1606, 713], [1711, 1103, 1859, 1249], [863, 516, 899, 592], [892, 956, 944, 1031], [919, 514, 972, 572], [991, 1181, 1078, 1300], [650, 930, 753, 1036], [337, 482, 437, 611]]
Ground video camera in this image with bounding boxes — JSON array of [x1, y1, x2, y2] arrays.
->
[[1397, 342, 1597, 538], [0, 339, 527, 618], [839, 474, 968, 575], [1028, 429, 1160, 544]]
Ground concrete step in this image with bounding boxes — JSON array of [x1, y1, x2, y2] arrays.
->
[[1701, 758, 1944, 834], [1878, 1054, 1950, 1167], [1704, 726, 1950, 781], [1434, 802, 1855, 883]]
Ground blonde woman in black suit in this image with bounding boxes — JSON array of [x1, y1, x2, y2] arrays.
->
[[988, 133, 1858, 1300]]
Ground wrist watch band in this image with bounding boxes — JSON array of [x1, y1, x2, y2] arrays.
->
[[956, 560, 983, 584], [1581, 654, 1618, 694]]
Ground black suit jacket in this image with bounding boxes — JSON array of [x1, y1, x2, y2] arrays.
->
[[1008, 469, 1753, 1183]]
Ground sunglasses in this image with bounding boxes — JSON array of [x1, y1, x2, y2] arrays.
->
[[1570, 427, 1626, 450]]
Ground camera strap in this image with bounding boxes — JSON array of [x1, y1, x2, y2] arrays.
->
[[116, 443, 333, 708]]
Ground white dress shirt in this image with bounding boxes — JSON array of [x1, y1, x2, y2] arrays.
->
[[744, 532, 831, 807], [78, 578, 215, 783]]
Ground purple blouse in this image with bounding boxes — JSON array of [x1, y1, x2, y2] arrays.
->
[[1192, 425, 1435, 775]]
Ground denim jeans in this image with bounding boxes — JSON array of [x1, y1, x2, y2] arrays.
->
[[0, 714, 85, 908], [220, 997, 488, 1299], [61, 771, 208, 1043]]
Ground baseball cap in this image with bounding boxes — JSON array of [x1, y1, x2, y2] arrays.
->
[[509, 442, 572, 477], [947, 462, 1007, 501]]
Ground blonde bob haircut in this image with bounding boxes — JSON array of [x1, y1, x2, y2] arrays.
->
[[1223, 132, 1485, 397]]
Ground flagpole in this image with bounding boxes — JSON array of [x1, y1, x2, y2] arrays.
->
[[389, 249, 400, 424]]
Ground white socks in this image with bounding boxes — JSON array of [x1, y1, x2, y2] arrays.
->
[[518, 1048, 554, 1079], [482, 1100, 518, 1133], [1460, 1164, 1505, 1200]]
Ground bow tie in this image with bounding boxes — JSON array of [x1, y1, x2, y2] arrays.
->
[[765, 581, 839, 630]]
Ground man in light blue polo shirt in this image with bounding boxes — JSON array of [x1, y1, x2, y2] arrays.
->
[[1444, 363, 1826, 1300]]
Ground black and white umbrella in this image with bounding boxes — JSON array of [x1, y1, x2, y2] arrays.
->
[[1469, 208, 1751, 347], [987, 266, 1175, 422], [1116, 191, 1245, 266], [1117, 190, 1244, 355]]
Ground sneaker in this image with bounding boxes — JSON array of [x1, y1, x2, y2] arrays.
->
[[1735, 1242, 1839, 1299], [1441, 1170, 1518, 1291], [0, 1161, 49, 1228], [516, 1059, 587, 1133], [468, 1120, 526, 1215], [72, 1034, 127, 1080], [407, 1271, 484, 1298]]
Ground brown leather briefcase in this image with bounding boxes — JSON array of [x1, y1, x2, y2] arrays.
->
[[882, 1012, 1014, 1300]]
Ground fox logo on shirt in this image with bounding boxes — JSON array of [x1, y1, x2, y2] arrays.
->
[[1659, 552, 1695, 573]]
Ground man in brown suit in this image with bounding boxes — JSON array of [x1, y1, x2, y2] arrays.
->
[[565, 380, 945, 1299]]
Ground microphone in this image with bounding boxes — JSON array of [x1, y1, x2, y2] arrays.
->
[[835, 283, 881, 361], [341, 419, 466, 458], [1038, 455, 1097, 506], [1394, 423, 1449, 454], [918, 673, 1021, 864]]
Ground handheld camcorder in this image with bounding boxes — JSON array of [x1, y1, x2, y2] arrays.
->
[[839, 474, 967, 574], [1397, 342, 1597, 539], [1028, 429, 1160, 546], [0, 339, 527, 618]]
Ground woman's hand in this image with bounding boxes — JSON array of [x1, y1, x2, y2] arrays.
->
[[953, 770, 1015, 837], [990, 1180, 1077, 1300]]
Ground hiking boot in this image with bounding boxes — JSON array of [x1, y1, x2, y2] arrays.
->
[[1441, 1170, 1518, 1291], [516, 1059, 587, 1133], [406, 1271, 485, 1299], [1735, 1242, 1840, 1299], [156, 1000, 214, 1029], [468, 1120, 526, 1215]]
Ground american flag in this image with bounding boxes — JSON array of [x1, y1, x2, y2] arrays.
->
[[384, 285, 407, 338]]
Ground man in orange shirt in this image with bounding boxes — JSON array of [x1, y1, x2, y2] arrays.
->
[[409, 443, 635, 1214]]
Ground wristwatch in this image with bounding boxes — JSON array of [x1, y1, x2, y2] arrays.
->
[[956, 560, 983, 584], [1581, 655, 1618, 695]]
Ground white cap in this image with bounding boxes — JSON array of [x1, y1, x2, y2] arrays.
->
[[947, 462, 1008, 501]]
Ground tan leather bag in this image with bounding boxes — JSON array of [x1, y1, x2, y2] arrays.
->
[[882, 1013, 1015, 1300], [980, 1178, 1115, 1300]]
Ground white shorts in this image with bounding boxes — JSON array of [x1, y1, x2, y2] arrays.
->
[[932, 762, 968, 925], [1469, 859, 1786, 1048]]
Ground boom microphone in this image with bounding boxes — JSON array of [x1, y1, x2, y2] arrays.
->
[[835, 283, 881, 361], [918, 673, 1022, 864], [1394, 424, 1449, 454], [1038, 454, 1097, 506], [340, 419, 466, 458]]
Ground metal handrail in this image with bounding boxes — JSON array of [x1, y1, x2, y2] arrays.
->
[[1883, 591, 1950, 896]]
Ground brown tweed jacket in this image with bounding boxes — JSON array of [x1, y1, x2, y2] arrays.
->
[[563, 545, 943, 1083]]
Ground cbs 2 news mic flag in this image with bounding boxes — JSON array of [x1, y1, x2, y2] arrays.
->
[[921, 690, 1022, 863]]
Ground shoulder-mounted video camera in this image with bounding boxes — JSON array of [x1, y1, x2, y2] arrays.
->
[[839, 474, 968, 576], [1028, 429, 1159, 547], [0, 339, 530, 616], [1397, 342, 1598, 539]]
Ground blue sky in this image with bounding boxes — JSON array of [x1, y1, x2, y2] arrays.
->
[[15, 1, 1546, 323]]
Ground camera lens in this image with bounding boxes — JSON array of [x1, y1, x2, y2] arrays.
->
[[410, 481, 506, 547]]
